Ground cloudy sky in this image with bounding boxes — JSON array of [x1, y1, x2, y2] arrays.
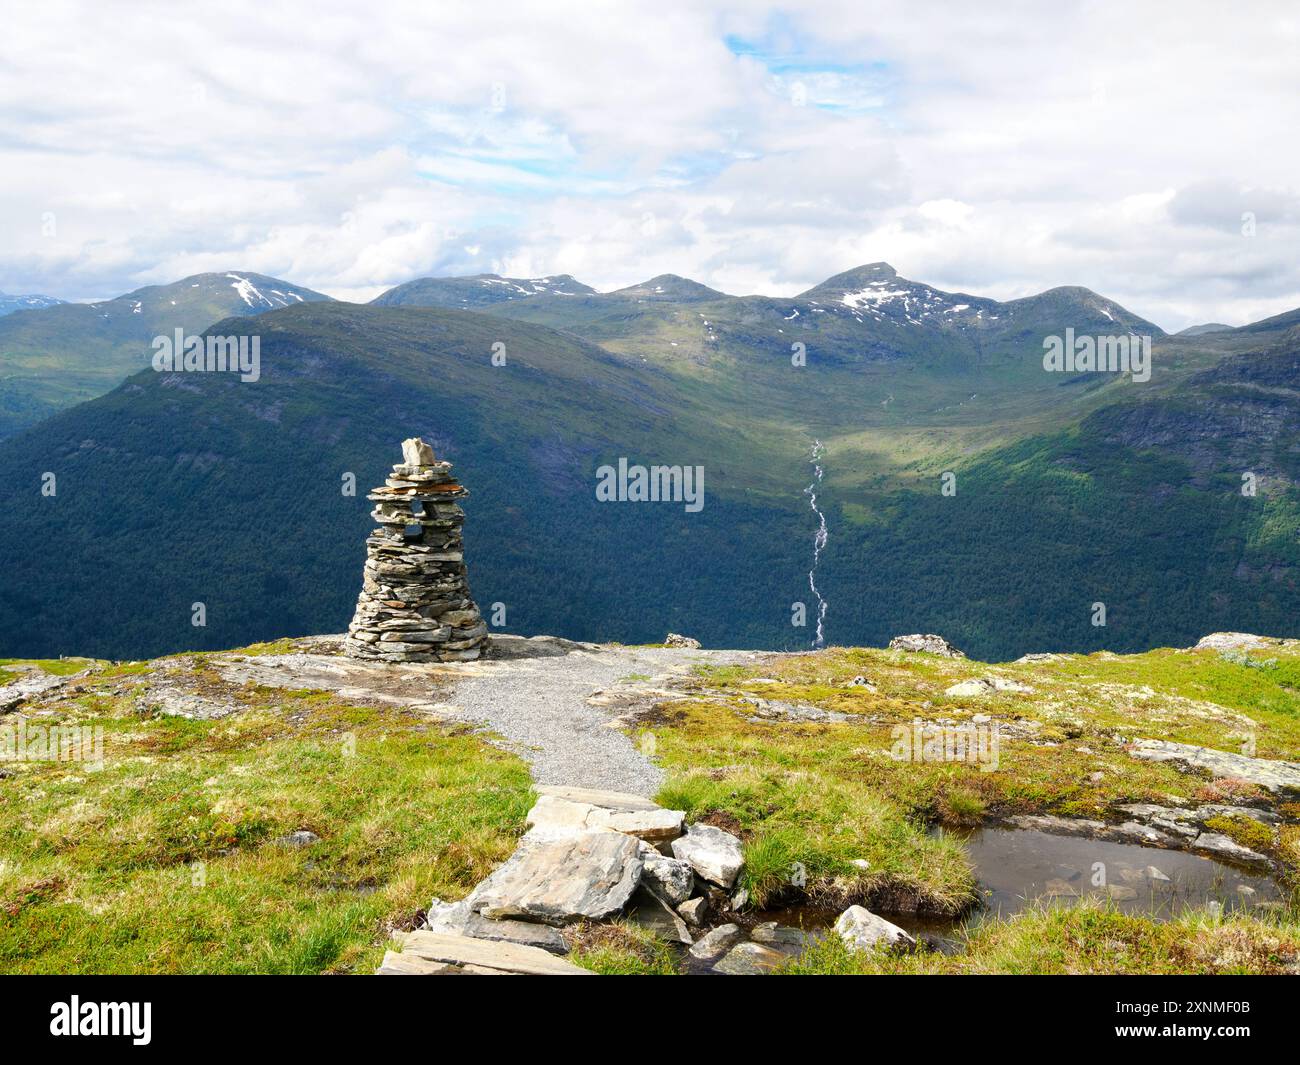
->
[[3, 1, 1298, 329]]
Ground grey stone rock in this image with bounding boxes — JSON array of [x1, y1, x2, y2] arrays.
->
[[0, 669, 73, 713], [713, 941, 788, 975], [401, 437, 437, 465], [276, 830, 320, 848], [664, 633, 701, 649], [1128, 739, 1300, 795], [677, 896, 709, 926], [751, 921, 817, 954], [424, 898, 569, 954], [945, 678, 994, 697], [688, 923, 743, 960], [1196, 803, 1281, 825], [379, 930, 591, 976], [1190, 832, 1271, 869], [1194, 632, 1281, 651], [889, 634, 965, 658], [625, 885, 693, 945], [136, 686, 238, 720], [469, 831, 643, 925], [526, 791, 684, 843], [834, 906, 917, 952], [671, 823, 745, 888], [639, 846, 695, 905]]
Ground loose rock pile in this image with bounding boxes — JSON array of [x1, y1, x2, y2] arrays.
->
[[343, 438, 488, 663], [379, 784, 915, 976]]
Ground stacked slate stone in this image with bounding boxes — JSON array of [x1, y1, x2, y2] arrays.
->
[[342, 438, 489, 662]]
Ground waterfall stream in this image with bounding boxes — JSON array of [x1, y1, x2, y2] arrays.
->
[[804, 440, 828, 649]]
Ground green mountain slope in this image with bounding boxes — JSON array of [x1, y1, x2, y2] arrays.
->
[[372, 273, 595, 309], [0, 272, 331, 437], [0, 263, 1295, 662], [0, 303, 811, 660]]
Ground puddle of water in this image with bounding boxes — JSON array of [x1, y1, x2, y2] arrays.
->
[[753, 826, 1284, 956], [959, 826, 1281, 922]]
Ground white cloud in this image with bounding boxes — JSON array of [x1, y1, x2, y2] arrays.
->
[[1, 0, 1298, 328]]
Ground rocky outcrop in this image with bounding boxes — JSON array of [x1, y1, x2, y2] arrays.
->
[[343, 438, 488, 663], [1194, 632, 1285, 652], [664, 633, 701, 649], [1127, 738, 1300, 795], [944, 676, 1035, 697], [889, 634, 965, 658], [0, 667, 78, 714]]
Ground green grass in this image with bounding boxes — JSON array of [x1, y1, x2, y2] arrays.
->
[[0, 658, 97, 677], [0, 675, 533, 974], [782, 903, 1300, 975], [648, 640, 1300, 942], [567, 921, 680, 975]]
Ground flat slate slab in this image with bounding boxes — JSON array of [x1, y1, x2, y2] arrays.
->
[[469, 830, 644, 925], [535, 784, 661, 811], [1129, 739, 1300, 794], [527, 792, 684, 843], [425, 898, 570, 954], [380, 931, 592, 975]]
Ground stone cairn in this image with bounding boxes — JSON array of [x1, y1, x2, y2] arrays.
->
[[342, 438, 489, 662]]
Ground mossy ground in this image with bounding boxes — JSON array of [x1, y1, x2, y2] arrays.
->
[[0, 653, 533, 974], [642, 641, 1300, 972], [5, 640, 1300, 975], [781, 902, 1300, 974]]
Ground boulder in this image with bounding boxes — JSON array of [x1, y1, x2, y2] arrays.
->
[[945, 676, 1034, 697], [639, 845, 695, 904], [671, 823, 745, 888], [834, 906, 916, 952], [468, 831, 643, 925], [889, 633, 965, 658], [713, 941, 788, 975], [688, 923, 744, 960], [945, 678, 994, 697], [664, 633, 701, 649], [0, 669, 73, 713]]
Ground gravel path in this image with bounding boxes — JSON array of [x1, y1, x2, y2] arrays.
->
[[445, 638, 763, 795], [213, 634, 770, 797]]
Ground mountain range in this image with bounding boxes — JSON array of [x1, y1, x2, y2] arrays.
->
[[0, 263, 1295, 662], [0, 291, 65, 317], [0, 272, 330, 436]]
